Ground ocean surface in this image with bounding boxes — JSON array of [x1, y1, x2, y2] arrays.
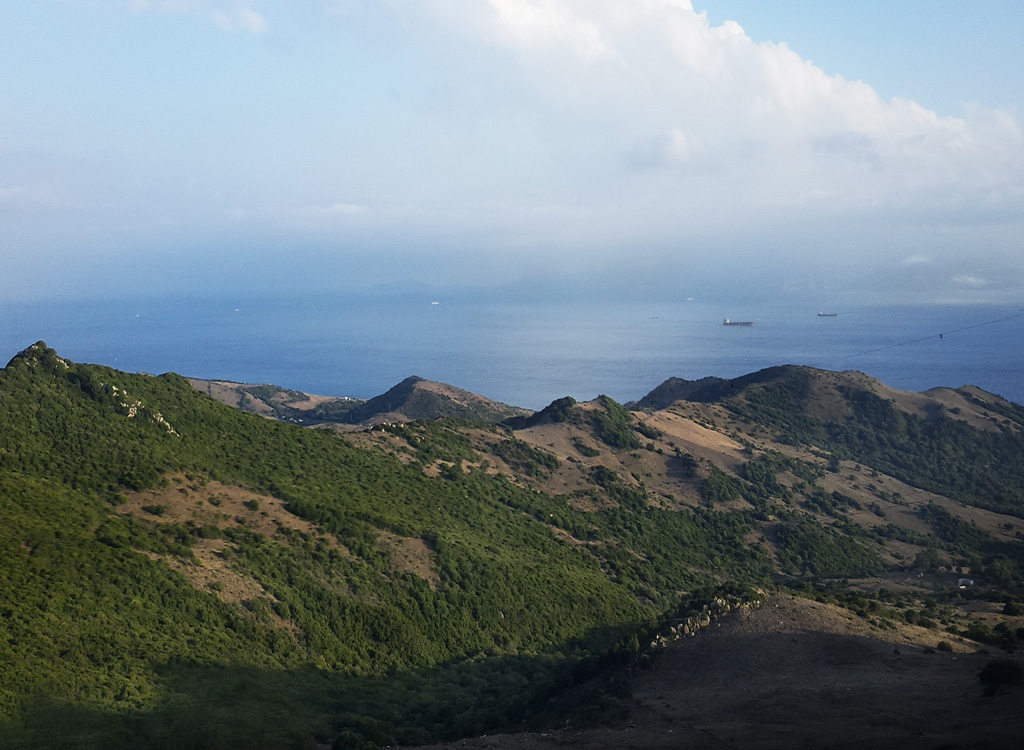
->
[[2, 295, 1022, 410]]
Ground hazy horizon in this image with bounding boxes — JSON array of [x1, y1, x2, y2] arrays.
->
[[4, 294, 1022, 410], [2, 1, 1022, 306]]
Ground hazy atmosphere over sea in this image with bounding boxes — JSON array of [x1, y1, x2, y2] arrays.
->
[[2, 1, 1022, 350]]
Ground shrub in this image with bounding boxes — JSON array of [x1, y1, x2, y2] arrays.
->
[[979, 659, 1024, 692], [590, 396, 641, 450]]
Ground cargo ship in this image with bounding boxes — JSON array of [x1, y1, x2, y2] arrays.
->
[[723, 318, 754, 327]]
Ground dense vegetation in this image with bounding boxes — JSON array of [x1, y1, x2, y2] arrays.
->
[[0, 344, 759, 748], [2, 345, 1022, 749]]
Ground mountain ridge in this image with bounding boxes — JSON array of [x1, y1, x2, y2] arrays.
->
[[189, 359, 1023, 434], [2, 341, 1023, 749], [340, 375, 530, 426], [188, 373, 530, 427]]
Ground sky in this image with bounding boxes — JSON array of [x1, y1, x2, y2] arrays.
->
[[2, 1, 1023, 304]]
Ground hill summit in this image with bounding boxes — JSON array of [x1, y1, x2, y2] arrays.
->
[[188, 374, 528, 427], [341, 375, 529, 426]]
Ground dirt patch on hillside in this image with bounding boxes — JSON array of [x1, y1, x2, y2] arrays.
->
[[189, 378, 351, 415], [378, 531, 440, 588], [141, 538, 269, 605], [644, 408, 746, 467], [118, 475, 344, 623], [189, 378, 248, 409], [879, 382, 1016, 434], [347, 429, 419, 463], [120, 474, 338, 547], [506, 405, 747, 504], [815, 464, 1023, 543], [413, 595, 1024, 750], [417, 381, 530, 419], [508, 422, 622, 498]]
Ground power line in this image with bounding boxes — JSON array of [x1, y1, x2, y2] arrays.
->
[[839, 307, 1024, 362]]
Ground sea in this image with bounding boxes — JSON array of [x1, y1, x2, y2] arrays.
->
[[2, 295, 1022, 410]]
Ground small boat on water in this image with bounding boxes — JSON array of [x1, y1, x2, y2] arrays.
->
[[817, 312, 838, 317], [723, 318, 754, 327]]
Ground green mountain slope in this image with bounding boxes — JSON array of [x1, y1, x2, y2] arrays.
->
[[1, 344, 1023, 749], [0, 343, 761, 747]]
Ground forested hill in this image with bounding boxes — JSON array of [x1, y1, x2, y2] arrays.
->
[[2, 342, 1023, 749], [0, 342, 761, 747]]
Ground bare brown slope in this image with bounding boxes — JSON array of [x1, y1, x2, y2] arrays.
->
[[374, 390, 1023, 565], [505, 399, 748, 506], [120, 474, 440, 604], [414, 595, 1024, 750], [188, 378, 361, 423], [188, 375, 529, 427], [336, 376, 531, 426]]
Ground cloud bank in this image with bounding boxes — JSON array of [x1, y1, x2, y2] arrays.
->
[[399, 0, 1021, 223], [1, 0, 1021, 299], [256, 0, 1019, 293]]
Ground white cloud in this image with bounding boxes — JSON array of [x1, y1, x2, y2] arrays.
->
[[485, 0, 619, 62], [20, 0, 1018, 288], [126, 0, 205, 12], [268, 202, 368, 230], [951, 275, 989, 287], [396, 0, 1022, 239], [211, 5, 269, 34], [127, 0, 269, 34], [305, 202, 367, 216], [0, 186, 28, 203], [0, 182, 63, 212]]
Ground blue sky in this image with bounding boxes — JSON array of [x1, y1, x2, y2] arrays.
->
[[2, 1, 1022, 303]]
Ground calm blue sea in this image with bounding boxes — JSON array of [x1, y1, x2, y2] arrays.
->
[[1, 295, 1021, 409]]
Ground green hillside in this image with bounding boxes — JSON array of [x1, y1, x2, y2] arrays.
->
[[0, 344, 761, 748], [1, 343, 1023, 749]]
